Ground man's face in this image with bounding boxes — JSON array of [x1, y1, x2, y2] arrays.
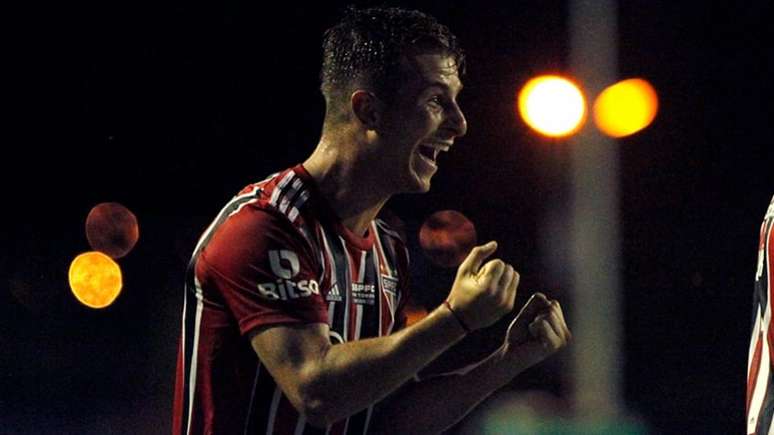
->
[[376, 53, 467, 194]]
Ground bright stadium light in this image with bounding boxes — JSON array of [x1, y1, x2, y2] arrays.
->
[[517, 75, 587, 138], [593, 78, 659, 138]]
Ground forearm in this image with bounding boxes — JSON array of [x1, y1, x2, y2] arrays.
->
[[369, 345, 531, 434], [302, 306, 467, 425]]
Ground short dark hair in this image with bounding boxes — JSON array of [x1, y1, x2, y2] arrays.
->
[[320, 6, 465, 119]]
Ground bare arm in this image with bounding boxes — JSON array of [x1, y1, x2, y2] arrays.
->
[[250, 241, 517, 428], [369, 293, 572, 434], [251, 304, 465, 427]]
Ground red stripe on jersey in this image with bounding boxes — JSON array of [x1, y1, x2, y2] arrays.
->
[[748, 330, 764, 416], [345, 240, 359, 342]]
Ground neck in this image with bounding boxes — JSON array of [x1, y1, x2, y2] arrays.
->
[[303, 135, 391, 236]]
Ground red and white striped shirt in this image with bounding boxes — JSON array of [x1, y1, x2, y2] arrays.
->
[[173, 165, 410, 434], [747, 194, 774, 435]]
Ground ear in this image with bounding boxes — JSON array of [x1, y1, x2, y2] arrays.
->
[[351, 90, 382, 130]]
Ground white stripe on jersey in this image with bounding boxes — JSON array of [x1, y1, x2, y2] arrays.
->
[[354, 250, 365, 341], [362, 407, 374, 435], [375, 218, 402, 240], [340, 236, 352, 342], [752, 307, 763, 364], [372, 222, 396, 278], [749, 318, 770, 433], [372, 244, 384, 338], [354, 305, 364, 341], [293, 416, 307, 435], [195, 187, 261, 258], [185, 277, 205, 435], [265, 386, 283, 435], [288, 190, 311, 223], [228, 185, 262, 219], [372, 223, 396, 331], [269, 171, 296, 208], [279, 178, 304, 214], [243, 364, 262, 435]]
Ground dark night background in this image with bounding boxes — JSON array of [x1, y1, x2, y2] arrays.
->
[[3, 1, 772, 434]]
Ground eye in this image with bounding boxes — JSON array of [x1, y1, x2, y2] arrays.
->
[[428, 95, 444, 107]]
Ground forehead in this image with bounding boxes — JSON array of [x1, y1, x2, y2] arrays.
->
[[398, 53, 463, 94]]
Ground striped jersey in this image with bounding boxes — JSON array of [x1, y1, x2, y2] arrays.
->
[[173, 165, 410, 435], [748, 194, 774, 435]]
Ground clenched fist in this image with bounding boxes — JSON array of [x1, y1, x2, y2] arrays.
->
[[505, 293, 571, 367], [446, 241, 520, 331]]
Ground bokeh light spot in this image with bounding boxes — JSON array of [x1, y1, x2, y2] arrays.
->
[[593, 78, 658, 138], [85, 202, 139, 259], [518, 75, 587, 137], [68, 251, 123, 309], [419, 210, 477, 268]]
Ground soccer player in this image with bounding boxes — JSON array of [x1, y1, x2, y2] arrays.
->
[[747, 194, 774, 434], [173, 6, 571, 434]]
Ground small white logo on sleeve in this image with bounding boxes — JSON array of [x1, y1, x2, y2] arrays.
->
[[258, 250, 319, 300]]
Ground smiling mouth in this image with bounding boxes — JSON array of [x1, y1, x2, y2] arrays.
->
[[417, 142, 451, 164], [418, 145, 440, 162]]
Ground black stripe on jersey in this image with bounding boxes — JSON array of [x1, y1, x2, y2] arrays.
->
[[244, 364, 281, 435], [269, 171, 297, 210], [343, 248, 380, 434], [359, 248, 381, 339], [321, 227, 350, 341], [301, 425, 327, 435], [757, 383, 774, 434], [277, 178, 305, 216], [374, 224, 400, 278]]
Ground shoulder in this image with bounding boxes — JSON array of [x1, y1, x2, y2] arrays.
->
[[198, 169, 320, 271], [373, 214, 410, 270]]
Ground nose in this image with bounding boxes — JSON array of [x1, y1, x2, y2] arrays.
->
[[444, 102, 467, 138]]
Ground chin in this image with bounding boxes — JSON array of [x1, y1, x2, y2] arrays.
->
[[406, 175, 433, 194]]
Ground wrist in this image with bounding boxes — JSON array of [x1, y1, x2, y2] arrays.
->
[[501, 341, 541, 373], [442, 300, 471, 334]]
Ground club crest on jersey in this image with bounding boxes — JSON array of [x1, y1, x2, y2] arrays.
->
[[257, 250, 320, 300], [381, 275, 398, 296]]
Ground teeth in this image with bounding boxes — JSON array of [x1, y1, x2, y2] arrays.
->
[[423, 142, 451, 152]]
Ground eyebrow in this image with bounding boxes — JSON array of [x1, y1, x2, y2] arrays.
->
[[421, 80, 464, 95]]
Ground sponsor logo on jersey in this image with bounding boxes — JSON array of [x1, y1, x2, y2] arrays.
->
[[257, 250, 320, 300], [326, 282, 343, 302]]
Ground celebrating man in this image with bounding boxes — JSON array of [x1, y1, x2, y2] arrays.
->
[[173, 6, 571, 434]]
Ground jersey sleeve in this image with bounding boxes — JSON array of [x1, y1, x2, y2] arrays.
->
[[196, 206, 327, 336]]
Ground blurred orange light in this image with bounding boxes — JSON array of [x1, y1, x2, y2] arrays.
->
[[593, 78, 658, 138], [517, 75, 587, 138], [68, 251, 123, 309]]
